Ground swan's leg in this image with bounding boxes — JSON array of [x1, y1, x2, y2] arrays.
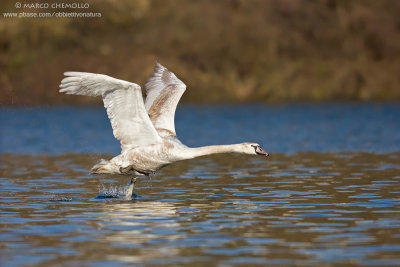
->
[[124, 177, 137, 200], [119, 165, 133, 174]]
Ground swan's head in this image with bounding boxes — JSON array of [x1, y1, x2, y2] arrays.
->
[[240, 143, 269, 157]]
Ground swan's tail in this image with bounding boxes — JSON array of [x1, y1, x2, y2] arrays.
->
[[91, 159, 117, 174]]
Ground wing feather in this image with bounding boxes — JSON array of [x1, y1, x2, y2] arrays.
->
[[144, 62, 186, 137], [60, 72, 162, 150]]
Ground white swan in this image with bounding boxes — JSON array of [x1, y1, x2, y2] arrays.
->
[[59, 62, 269, 177]]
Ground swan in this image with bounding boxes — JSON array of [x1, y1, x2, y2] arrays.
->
[[59, 62, 269, 178]]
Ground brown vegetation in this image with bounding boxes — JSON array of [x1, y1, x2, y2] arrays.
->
[[1, 0, 400, 105]]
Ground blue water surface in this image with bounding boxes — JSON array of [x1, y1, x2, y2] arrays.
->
[[1, 103, 400, 267], [1, 103, 399, 154]]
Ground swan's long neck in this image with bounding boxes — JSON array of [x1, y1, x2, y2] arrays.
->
[[184, 144, 243, 160]]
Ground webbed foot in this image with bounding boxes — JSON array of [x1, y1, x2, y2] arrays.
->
[[125, 178, 137, 200]]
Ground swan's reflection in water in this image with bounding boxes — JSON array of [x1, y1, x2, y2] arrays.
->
[[100, 201, 182, 250]]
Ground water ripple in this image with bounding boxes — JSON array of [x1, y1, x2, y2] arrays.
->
[[1, 152, 400, 266]]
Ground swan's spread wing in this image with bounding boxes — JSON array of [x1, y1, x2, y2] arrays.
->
[[60, 72, 162, 150], [144, 63, 186, 137]]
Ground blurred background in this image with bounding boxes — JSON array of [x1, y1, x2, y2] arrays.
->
[[1, 0, 400, 105]]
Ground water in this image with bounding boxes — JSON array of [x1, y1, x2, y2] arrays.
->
[[1, 104, 400, 154], [1, 104, 400, 266]]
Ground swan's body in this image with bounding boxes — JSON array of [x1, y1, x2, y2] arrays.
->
[[60, 62, 268, 177]]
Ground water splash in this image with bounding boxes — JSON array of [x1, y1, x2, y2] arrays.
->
[[96, 178, 137, 200], [49, 195, 73, 202]]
